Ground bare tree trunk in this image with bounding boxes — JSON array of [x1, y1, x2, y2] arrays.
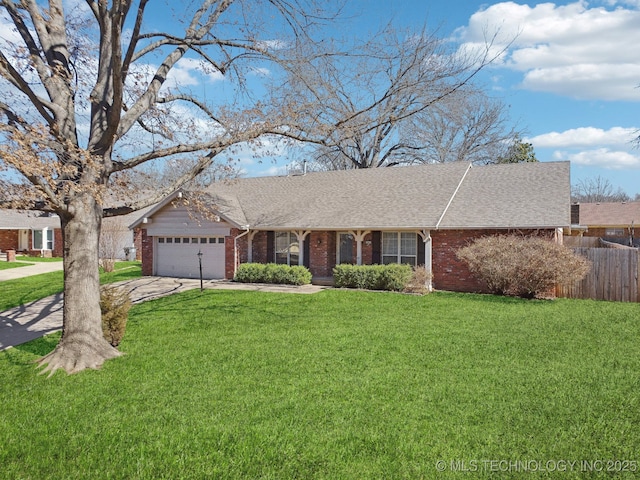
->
[[37, 194, 121, 375]]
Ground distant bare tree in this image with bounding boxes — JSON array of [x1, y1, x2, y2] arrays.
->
[[572, 176, 631, 203], [405, 88, 523, 165], [276, 26, 514, 169]]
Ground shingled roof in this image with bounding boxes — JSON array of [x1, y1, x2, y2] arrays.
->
[[134, 161, 571, 230], [0, 209, 60, 230], [577, 201, 640, 227]]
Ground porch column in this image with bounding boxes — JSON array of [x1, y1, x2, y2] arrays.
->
[[418, 229, 433, 291], [247, 230, 258, 263], [349, 230, 371, 265], [292, 230, 311, 266]]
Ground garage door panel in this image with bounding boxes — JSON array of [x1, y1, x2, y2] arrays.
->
[[155, 237, 226, 279]]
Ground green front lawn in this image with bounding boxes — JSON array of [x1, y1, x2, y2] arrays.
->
[[0, 261, 33, 271], [1, 290, 638, 479], [16, 255, 64, 262], [0, 261, 141, 311]]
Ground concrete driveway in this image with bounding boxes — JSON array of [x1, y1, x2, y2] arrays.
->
[[0, 276, 326, 351]]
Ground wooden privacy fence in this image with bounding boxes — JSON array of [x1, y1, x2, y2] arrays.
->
[[557, 247, 639, 302]]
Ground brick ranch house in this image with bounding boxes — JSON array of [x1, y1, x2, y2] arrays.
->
[[0, 209, 63, 257], [131, 161, 571, 293]]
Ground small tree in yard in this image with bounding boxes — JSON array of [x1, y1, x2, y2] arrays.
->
[[100, 286, 131, 348], [456, 235, 591, 299], [99, 218, 129, 273]]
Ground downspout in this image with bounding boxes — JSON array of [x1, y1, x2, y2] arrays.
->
[[435, 163, 472, 230], [233, 225, 250, 278]]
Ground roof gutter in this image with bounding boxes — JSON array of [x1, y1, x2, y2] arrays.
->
[[435, 163, 472, 230]]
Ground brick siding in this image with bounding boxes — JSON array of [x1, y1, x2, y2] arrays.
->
[[133, 228, 143, 261], [0, 230, 18, 252], [141, 229, 153, 276], [432, 229, 557, 293], [0, 228, 63, 257]]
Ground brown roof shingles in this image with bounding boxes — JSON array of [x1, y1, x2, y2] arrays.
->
[[0, 209, 60, 230], [577, 202, 640, 227], [203, 161, 570, 230]]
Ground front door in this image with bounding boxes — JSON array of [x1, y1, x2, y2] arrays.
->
[[18, 229, 29, 251]]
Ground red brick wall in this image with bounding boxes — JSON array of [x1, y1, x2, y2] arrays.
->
[[53, 229, 63, 257], [307, 231, 336, 277], [0, 230, 18, 252], [250, 231, 270, 264], [141, 229, 153, 276], [133, 228, 143, 261], [431, 229, 557, 293], [0, 228, 62, 257]]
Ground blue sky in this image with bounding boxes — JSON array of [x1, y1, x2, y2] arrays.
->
[[250, 0, 639, 196], [1, 0, 638, 196], [353, 0, 640, 196]]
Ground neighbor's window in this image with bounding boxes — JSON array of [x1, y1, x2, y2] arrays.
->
[[275, 232, 299, 266], [605, 228, 625, 236], [32, 228, 54, 250], [382, 232, 417, 266]]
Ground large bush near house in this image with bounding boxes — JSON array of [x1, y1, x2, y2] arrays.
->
[[456, 235, 591, 299], [234, 263, 312, 285], [333, 264, 413, 291]]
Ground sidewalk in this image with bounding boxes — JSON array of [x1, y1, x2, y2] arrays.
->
[[0, 261, 64, 281], [0, 277, 327, 351]]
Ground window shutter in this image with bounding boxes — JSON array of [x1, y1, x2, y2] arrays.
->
[[417, 234, 425, 266], [371, 231, 381, 264], [267, 231, 274, 262], [303, 237, 310, 268]]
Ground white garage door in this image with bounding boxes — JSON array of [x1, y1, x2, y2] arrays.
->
[[155, 236, 226, 279]]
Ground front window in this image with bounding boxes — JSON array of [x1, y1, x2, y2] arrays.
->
[[33, 228, 54, 250], [337, 233, 355, 264], [382, 232, 417, 266], [275, 232, 299, 265]]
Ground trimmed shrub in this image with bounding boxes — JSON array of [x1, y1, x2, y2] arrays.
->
[[100, 285, 131, 347], [234, 263, 312, 285], [333, 263, 413, 291], [404, 265, 432, 295], [456, 235, 591, 299]]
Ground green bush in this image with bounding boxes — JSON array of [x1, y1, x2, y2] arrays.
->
[[456, 235, 591, 299], [333, 264, 413, 291], [234, 263, 312, 285], [100, 285, 131, 347]]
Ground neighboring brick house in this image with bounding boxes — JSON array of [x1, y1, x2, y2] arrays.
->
[[130, 161, 570, 293], [570, 202, 640, 247], [0, 209, 63, 257], [0, 208, 145, 261]]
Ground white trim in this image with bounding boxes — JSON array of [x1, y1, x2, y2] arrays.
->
[[347, 230, 371, 265], [435, 162, 472, 230]]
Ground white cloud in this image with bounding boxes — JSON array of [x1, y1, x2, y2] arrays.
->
[[457, 1, 640, 101], [528, 126, 638, 148], [553, 148, 640, 169], [176, 58, 225, 83]]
